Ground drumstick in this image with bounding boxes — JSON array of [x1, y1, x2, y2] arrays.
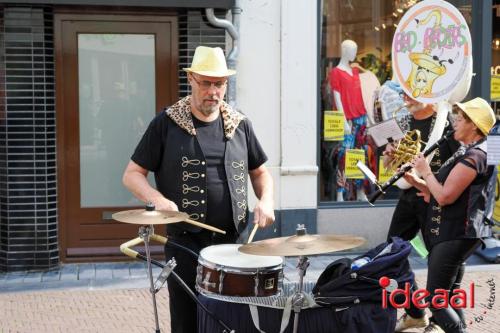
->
[[247, 224, 259, 243], [184, 218, 226, 234]]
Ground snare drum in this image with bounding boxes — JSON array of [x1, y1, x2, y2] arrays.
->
[[196, 244, 283, 297]]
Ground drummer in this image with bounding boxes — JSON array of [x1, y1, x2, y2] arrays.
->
[[122, 46, 275, 333]]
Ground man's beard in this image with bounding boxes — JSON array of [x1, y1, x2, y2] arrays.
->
[[198, 100, 220, 116]]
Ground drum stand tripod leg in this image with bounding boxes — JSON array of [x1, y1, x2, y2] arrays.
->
[[292, 255, 309, 333], [139, 225, 161, 333]]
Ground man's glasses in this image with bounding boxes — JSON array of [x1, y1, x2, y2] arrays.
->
[[191, 75, 227, 89]]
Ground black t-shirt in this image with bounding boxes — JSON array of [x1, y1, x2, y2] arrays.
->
[[192, 115, 233, 231], [131, 111, 268, 231]]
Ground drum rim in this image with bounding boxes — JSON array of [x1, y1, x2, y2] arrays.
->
[[197, 257, 283, 272]]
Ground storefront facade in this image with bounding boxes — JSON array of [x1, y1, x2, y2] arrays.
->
[[0, 0, 495, 271], [316, 0, 495, 247]]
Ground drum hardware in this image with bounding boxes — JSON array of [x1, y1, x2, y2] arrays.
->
[[116, 203, 233, 333], [123, 245, 235, 333], [367, 130, 455, 204], [200, 271, 217, 289], [154, 258, 176, 292], [239, 224, 366, 333], [292, 254, 310, 333], [138, 224, 162, 333], [286, 225, 310, 333]]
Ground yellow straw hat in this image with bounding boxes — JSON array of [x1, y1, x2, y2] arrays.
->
[[455, 97, 496, 135], [183, 46, 236, 77]]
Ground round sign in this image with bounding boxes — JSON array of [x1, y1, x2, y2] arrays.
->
[[392, 0, 472, 104]]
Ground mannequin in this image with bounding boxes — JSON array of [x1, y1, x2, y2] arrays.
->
[[329, 40, 368, 202]]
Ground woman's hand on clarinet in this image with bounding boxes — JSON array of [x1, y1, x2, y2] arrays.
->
[[410, 153, 431, 176], [403, 169, 419, 186]]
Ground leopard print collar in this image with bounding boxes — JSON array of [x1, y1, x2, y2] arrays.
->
[[166, 96, 245, 139]]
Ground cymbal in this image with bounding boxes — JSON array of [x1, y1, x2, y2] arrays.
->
[[238, 234, 366, 256], [112, 209, 190, 225], [112, 209, 226, 234]]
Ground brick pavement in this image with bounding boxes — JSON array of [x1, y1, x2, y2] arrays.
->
[[0, 269, 498, 332], [0, 288, 171, 333]]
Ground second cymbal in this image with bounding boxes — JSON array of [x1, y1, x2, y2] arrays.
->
[[112, 209, 189, 225], [238, 234, 366, 256]]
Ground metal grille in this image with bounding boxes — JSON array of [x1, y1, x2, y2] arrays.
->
[[178, 9, 227, 97], [0, 6, 58, 272]]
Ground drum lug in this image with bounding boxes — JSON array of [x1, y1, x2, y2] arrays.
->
[[196, 265, 202, 286], [202, 271, 216, 289], [219, 270, 225, 294], [254, 270, 260, 296]]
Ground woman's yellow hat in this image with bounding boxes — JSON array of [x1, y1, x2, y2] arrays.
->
[[456, 97, 496, 135], [183, 46, 236, 77]]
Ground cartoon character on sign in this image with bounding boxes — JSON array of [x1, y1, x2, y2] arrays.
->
[[392, 1, 471, 104], [405, 53, 453, 98], [404, 9, 453, 98]]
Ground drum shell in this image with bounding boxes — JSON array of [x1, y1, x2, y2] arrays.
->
[[196, 259, 282, 297]]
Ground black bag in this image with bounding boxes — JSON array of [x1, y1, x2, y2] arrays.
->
[[313, 237, 415, 307]]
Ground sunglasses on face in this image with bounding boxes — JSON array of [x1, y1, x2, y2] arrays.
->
[[191, 75, 227, 89]]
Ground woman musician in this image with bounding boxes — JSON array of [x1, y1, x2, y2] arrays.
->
[[384, 92, 460, 332], [404, 97, 496, 333]]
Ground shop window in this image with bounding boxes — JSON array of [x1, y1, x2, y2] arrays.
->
[[319, 0, 473, 203]]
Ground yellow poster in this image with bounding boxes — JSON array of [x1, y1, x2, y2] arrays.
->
[[378, 156, 393, 183], [323, 110, 344, 141], [345, 149, 365, 179], [491, 75, 500, 101]]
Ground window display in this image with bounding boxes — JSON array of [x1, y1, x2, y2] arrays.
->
[[319, 0, 474, 203]]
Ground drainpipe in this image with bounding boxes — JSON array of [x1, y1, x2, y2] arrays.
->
[[206, 0, 242, 107]]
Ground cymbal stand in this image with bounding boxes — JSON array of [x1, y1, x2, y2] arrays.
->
[[138, 225, 161, 333], [120, 229, 235, 333], [292, 255, 310, 333]]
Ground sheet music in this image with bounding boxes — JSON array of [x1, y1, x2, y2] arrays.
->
[[487, 135, 500, 165], [367, 118, 405, 147]]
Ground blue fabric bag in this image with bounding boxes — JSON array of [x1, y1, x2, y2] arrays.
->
[[313, 237, 414, 307]]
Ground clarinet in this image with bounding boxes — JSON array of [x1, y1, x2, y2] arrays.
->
[[368, 130, 455, 205]]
